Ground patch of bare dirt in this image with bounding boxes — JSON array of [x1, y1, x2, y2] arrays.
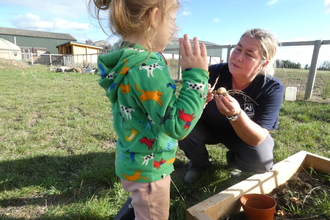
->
[[0, 58, 31, 69]]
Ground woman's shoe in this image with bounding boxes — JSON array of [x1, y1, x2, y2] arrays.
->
[[183, 170, 200, 184]]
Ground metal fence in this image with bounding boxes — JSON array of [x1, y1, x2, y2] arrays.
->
[[164, 40, 330, 101], [19, 39, 330, 101], [22, 53, 99, 69]]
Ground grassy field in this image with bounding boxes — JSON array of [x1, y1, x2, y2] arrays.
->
[[0, 60, 330, 219], [274, 68, 330, 101]]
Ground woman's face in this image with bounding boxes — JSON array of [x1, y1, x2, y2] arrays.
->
[[229, 35, 265, 79]]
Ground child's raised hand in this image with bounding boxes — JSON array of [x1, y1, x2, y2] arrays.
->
[[179, 34, 208, 71]]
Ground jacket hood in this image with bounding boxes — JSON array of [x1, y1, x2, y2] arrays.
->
[[98, 42, 153, 103]]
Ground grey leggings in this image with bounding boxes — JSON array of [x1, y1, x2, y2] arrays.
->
[[178, 121, 274, 173]]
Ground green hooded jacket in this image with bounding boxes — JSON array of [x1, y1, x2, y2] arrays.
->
[[98, 42, 209, 183]]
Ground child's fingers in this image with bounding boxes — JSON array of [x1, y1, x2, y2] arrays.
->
[[179, 38, 186, 58], [192, 37, 200, 55], [200, 42, 207, 57], [180, 34, 208, 70], [183, 34, 192, 56]]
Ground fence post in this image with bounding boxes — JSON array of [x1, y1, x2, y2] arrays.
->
[[177, 50, 181, 81], [226, 45, 233, 62], [30, 52, 34, 65], [305, 40, 322, 99]]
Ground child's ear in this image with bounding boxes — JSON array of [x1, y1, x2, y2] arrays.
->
[[149, 7, 160, 27]]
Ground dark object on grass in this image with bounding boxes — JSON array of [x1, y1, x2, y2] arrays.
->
[[113, 197, 135, 220]]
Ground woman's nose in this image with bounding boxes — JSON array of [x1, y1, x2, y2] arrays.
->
[[237, 52, 243, 62]]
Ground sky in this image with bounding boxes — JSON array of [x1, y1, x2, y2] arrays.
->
[[0, 0, 329, 64]]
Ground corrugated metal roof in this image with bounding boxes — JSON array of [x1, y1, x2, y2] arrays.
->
[[164, 37, 222, 57], [0, 27, 76, 41], [56, 41, 103, 49]]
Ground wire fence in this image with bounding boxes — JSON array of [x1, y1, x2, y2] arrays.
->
[[20, 53, 99, 69], [15, 40, 330, 101], [164, 40, 330, 102]]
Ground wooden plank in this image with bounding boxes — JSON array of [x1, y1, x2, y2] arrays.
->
[[301, 152, 330, 173], [193, 212, 213, 220], [187, 151, 311, 220]]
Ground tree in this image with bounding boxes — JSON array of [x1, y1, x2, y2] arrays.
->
[[276, 59, 302, 69], [318, 61, 330, 70]]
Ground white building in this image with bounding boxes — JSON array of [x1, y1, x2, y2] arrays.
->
[[0, 38, 22, 61]]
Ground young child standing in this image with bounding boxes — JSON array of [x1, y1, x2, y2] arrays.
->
[[90, 0, 210, 219]]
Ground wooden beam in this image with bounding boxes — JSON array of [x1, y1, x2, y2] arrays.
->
[[186, 151, 330, 220]]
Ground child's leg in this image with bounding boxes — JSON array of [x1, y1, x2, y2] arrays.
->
[[121, 175, 171, 220]]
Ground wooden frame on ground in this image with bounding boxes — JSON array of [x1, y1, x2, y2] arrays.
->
[[186, 150, 330, 220]]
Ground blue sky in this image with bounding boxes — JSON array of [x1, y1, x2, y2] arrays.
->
[[1, 0, 329, 45]]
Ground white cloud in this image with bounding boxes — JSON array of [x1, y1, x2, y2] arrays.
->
[[325, 0, 330, 14], [54, 19, 90, 30], [2, 0, 89, 19], [13, 13, 91, 31], [14, 14, 53, 29], [213, 18, 220, 23], [181, 11, 191, 16], [267, 0, 278, 6]]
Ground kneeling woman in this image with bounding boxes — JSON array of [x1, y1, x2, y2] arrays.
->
[[179, 28, 285, 184]]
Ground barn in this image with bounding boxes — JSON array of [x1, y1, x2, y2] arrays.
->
[[0, 27, 76, 55]]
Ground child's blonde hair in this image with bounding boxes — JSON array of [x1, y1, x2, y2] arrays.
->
[[89, 0, 180, 51]]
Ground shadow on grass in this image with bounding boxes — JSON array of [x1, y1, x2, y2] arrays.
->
[[0, 152, 117, 219], [168, 157, 255, 220], [0, 151, 253, 220]]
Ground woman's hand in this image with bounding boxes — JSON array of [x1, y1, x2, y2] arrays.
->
[[214, 94, 241, 117], [179, 34, 208, 71], [205, 84, 214, 103]]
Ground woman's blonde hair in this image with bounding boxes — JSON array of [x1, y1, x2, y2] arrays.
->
[[89, 0, 180, 51], [241, 28, 278, 76]]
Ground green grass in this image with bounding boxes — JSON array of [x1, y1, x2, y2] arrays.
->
[[0, 61, 330, 219], [274, 68, 330, 100]]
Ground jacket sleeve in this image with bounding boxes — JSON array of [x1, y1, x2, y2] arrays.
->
[[127, 57, 209, 140]]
